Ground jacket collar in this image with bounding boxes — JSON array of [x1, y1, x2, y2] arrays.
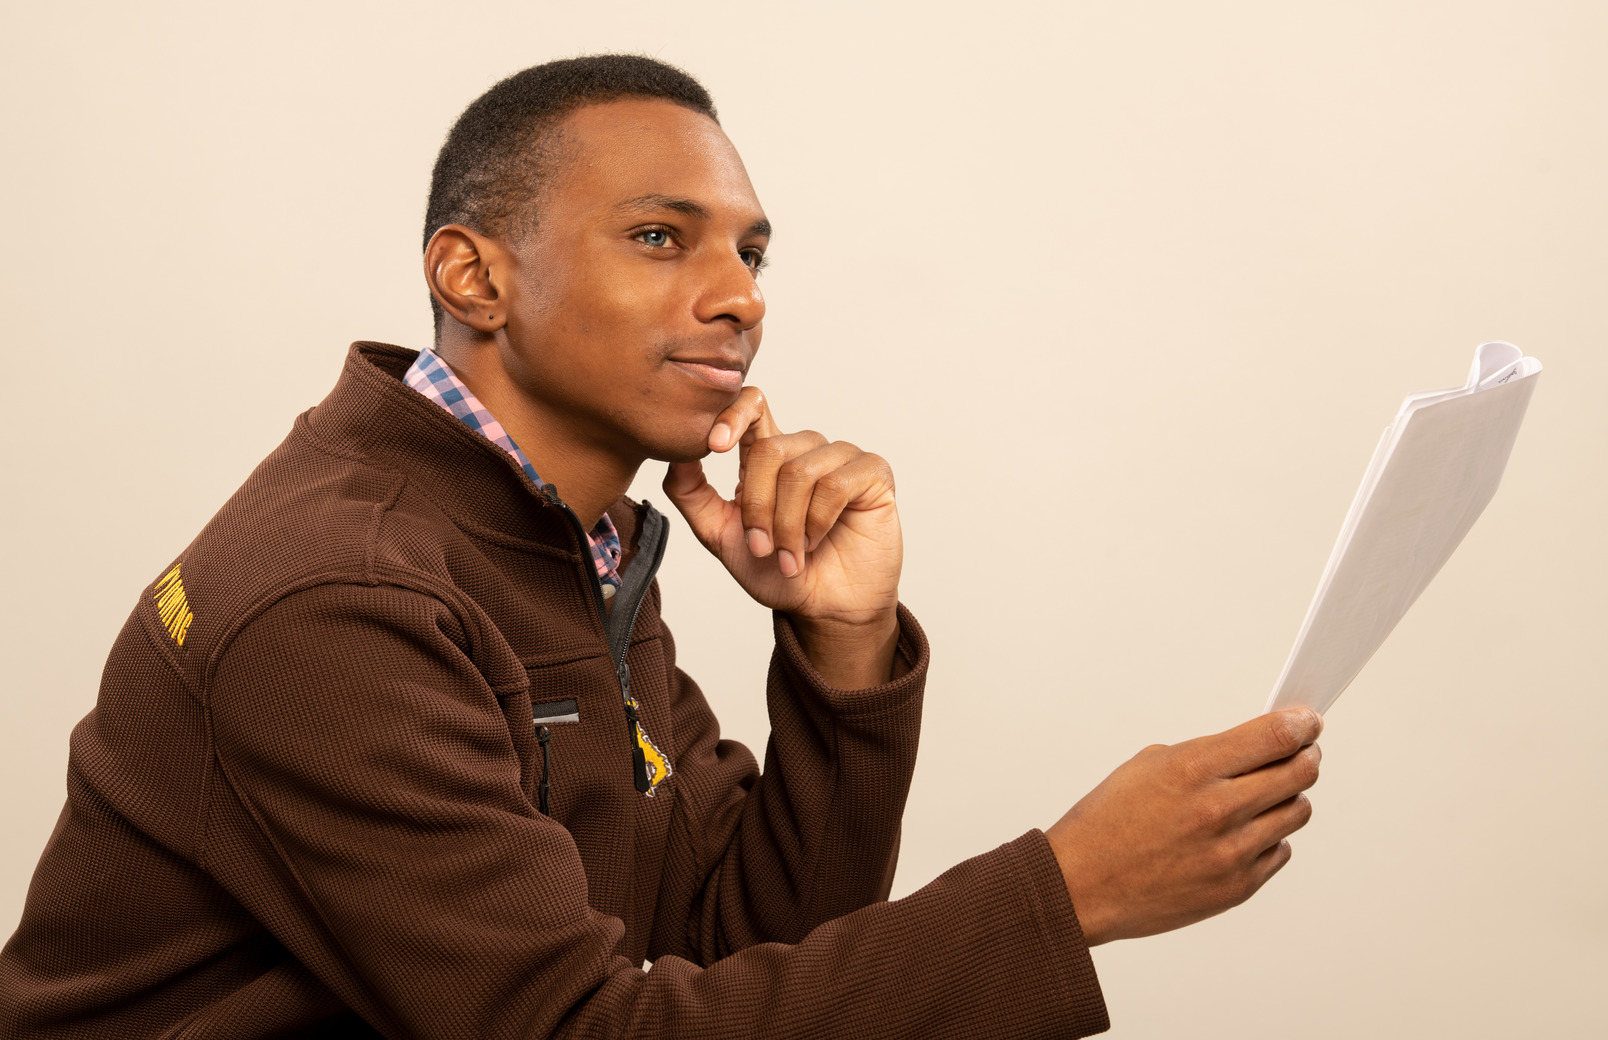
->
[[303, 341, 602, 554], [306, 341, 663, 572]]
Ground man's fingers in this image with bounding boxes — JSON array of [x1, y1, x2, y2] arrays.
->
[[707, 386, 779, 453], [738, 430, 829, 563], [1192, 709, 1324, 780], [1228, 743, 1322, 822], [768, 441, 868, 571], [703, 388, 894, 580], [1252, 838, 1295, 884], [1239, 795, 1314, 861], [801, 452, 894, 552]]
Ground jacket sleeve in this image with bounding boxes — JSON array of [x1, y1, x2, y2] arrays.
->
[[205, 582, 1109, 1040], [645, 600, 930, 961]]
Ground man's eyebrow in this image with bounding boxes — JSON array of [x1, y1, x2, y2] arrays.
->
[[616, 194, 772, 238], [616, 194, 709, 219]]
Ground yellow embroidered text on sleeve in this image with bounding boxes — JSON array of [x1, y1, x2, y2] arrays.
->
[[153, 565, 195, 646]]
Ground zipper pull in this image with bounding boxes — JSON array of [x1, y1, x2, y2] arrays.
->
[[536, 724, 553, 816], [619, 658, 650, 794], [623, 701, 651, 793]]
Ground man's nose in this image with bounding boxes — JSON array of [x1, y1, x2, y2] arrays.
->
[[692, 250, 765, 331]]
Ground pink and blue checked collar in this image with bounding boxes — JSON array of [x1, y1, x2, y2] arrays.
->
[[405, 348, 623, 592]]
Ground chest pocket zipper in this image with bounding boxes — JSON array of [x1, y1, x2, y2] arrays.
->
[[535, 725, 553, 815], [532, 698, 581, 816]]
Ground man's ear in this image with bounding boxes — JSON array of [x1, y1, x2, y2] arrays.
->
[[424, 225, 512, 335]]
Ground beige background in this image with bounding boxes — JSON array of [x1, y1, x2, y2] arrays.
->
[[3, 1, 1604, 1036]]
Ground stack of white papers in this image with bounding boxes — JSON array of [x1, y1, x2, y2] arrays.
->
[[1266, 341, 1542, 715]]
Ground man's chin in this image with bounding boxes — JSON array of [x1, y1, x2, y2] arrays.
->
[[642, 426, 724, 466], [653, 443, 719, 465]]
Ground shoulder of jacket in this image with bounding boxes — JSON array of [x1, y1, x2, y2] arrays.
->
[[132, 439, 497, 686]]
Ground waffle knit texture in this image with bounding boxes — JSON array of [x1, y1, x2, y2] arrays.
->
[[1, 342, 1109, 1039]]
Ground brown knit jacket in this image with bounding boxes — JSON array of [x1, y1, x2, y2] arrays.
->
[[1, 342, 1109, 1039]]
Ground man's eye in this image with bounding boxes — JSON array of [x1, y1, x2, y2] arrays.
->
[[742, 250, 769, 273], [636, 229, 672, 248]]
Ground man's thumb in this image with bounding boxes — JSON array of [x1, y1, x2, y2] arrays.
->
[[662, 461, 726, 548]]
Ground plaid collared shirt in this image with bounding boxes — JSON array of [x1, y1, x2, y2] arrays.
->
[[404, 348, 624, 594]]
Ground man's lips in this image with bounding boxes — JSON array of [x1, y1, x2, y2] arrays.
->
[[667, 357, 746, 392]]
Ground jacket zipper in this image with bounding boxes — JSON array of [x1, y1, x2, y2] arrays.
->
[[543, 486, 669, 796]]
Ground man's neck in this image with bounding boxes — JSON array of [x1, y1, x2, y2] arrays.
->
[[433, 338, 639, 529]]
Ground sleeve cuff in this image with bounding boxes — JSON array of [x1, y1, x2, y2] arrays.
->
[[772, 602, 930, 718], [1008, 829, 1111, 1034]]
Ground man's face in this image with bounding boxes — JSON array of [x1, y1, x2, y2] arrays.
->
[[497, 97, 770, 466]]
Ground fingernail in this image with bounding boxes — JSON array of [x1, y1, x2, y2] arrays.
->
[[777, 549, 798, 576], [710, 423, 731, 450], [746, 528, 772, 557]]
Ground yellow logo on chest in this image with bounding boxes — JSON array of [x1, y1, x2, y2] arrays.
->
[[153, 565, 195, 646], [634, 714, 673, 795]]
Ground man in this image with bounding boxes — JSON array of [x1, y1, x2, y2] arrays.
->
[[0, 55, 1321, 1038]]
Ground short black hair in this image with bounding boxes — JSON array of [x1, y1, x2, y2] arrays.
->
[[423, 54, 719, 339]]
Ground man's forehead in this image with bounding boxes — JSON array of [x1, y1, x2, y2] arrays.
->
[[554, 99, 766, 226]]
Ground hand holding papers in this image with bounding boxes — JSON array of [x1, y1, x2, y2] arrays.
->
[[1266, 341, 1542, 715]]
